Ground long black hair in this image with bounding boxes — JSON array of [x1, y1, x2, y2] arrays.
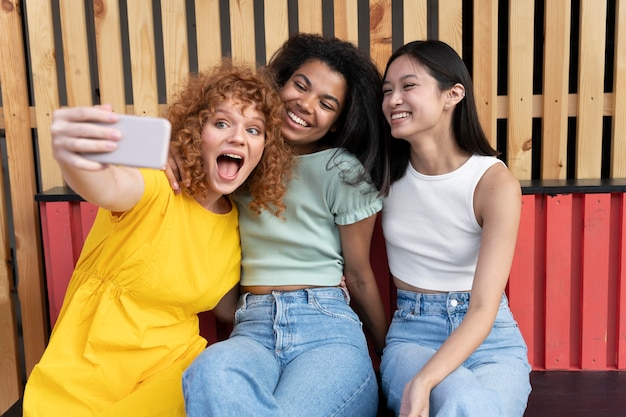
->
[[268, 33, 387, 190], [379, 40, 497, 194]]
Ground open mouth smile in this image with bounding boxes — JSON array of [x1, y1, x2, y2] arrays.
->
[[217, 153, 243, 178], [391, 112, 411, 120], [287, 111, 310, 127]]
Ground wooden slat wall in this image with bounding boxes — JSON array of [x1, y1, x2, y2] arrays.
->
[[1, 0, 626, 411], [0, 1, 47, 412]]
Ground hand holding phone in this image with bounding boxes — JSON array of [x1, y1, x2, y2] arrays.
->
[[84, 114, 171, 169]]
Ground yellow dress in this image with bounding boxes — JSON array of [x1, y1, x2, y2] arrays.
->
[[23, 169, 240, 417]]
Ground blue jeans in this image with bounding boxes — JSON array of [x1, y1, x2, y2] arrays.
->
[[183, 288, 379, 417], [380, 290, 531, 417]]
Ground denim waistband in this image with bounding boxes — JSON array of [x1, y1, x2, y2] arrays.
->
[[396, 289, 472, 314], [240, 287, 346, 308]]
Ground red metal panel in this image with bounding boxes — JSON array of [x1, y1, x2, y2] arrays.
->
[[615, 194, 626, 368], [580, 194, 611, 369], [39, 202, 78, 328], [198, 311, 219, 344], [544, 194, 574, 369], [76, 202, 98, 255], [509, 194, 541, 369], [39, 192, 626, 370]]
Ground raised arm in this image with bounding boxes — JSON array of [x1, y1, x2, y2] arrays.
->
[[51, 105, 144, 212]]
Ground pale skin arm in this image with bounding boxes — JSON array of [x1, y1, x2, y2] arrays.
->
[[51, 105, 144, 212], [399, 164, 522, 417], [338, 213, 388, 352]]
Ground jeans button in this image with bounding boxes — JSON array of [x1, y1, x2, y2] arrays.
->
[[450, 299, 458, 307]]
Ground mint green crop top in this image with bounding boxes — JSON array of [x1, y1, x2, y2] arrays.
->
[[235, 148, 382, 287]]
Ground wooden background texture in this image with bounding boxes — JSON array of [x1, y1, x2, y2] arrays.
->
[[0, 0, 625, 412]]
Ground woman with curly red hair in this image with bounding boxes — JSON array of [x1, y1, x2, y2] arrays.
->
[[22, 60, 293, 417]]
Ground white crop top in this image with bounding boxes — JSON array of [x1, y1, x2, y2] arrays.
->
[[382, 154, 503, 291]]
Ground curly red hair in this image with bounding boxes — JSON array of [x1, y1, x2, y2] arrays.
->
[[167, 60, 294, 216]]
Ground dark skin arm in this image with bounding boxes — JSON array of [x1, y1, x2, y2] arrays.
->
[[338, 214, 388, 351], [211, 284, 240, 323]]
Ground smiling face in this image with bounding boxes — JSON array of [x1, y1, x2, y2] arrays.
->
[[382, 54, 449, 141], [201, 97, 266, 198], [279, 60, 347, 154]]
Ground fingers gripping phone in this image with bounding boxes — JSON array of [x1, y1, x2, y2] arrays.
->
[[85, 114, 172, 169]]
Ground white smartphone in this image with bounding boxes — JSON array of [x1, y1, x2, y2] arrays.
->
[[84, 114, 172, 169]]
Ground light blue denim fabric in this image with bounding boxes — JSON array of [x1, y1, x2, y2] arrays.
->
[[380, 290, 531, 417], [183, 288, 378, 417]]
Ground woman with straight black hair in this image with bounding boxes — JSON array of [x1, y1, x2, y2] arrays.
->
[[379, 40, 531, 417]]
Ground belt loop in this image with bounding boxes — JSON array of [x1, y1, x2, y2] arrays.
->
[[238, 292, 250, 309], [304, 288, 313, 304], [414, 293, 422, 315]]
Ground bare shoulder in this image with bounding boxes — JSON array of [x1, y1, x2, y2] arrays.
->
[[474, 162, 521, 222], [477, 162, 521, 198]]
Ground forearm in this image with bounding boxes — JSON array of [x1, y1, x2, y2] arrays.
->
[[410, 304, 496, 390], [62, 164, 143, 212], [212, 284, 240, 323], [346, 275, 388, 351]]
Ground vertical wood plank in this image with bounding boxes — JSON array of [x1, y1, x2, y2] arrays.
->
[[575, 0, 607, 179], [161, 0, 189, 101], [126, 1, 160, 116], [403, 0, 427, 43], [229, 0, 256, 65], [580, 193, 611, 369], [334, 0, 359, 45], [472, 0, 498, 148], [369, 0, 392, 72], [195, 0, 222, 71], [612, 0, 626, 178], [542, 0, 571, 180], [59, 0, 92, 106], [544, 194, 574, 369], [298, 0, 323, 34], [437, 0, 463, 55], [617, 193, 626, 368], [0, 192, 18, 412], [264, 0, 289, 62], [93, 0, 126, 113], [0, 0, 48, 377], [507, 1, 534, 180], [508, 194, 540, 369], [0, 211, 19, 414], [25, 0, 63, 190]]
